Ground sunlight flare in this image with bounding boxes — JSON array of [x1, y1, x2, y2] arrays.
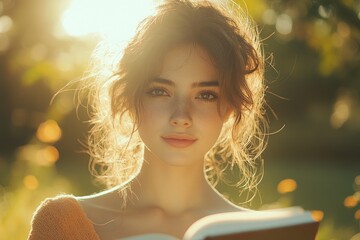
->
[[61, 0, 156, 42]]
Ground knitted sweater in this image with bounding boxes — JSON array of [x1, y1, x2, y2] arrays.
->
[[28, 195, 101, 240]]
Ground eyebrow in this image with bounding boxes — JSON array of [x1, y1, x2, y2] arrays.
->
[[152, 77, 219, 87]]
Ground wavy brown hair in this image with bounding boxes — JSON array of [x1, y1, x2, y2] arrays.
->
[[82, 0, 267, 203]]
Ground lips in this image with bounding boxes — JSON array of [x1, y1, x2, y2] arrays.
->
[[161, 134, 197, 148]]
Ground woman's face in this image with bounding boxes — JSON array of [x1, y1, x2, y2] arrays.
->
[[138, 44, 229, 166]]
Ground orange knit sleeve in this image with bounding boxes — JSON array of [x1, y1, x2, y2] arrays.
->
[[28, 195, 101, 240]]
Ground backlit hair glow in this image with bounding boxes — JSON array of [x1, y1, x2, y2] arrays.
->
[[81, 0, 267, 204]]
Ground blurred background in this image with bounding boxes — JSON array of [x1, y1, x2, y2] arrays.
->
[[0, 0, 359, 239]]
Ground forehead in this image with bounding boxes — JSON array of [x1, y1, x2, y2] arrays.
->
[[158, 44, 219, 83]]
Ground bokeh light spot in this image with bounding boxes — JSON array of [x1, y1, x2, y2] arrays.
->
[[355, 209, 360, 220], [276, 14, 293, 35], [37, 146, 60, 166], [277, 178, 297, 194], [311, 210, 324, 222], [17, 144, 59, 166], [354, 192, 360, 200], [318, 5, 332, 18], [330, 90, 352, 129], [344, 195, 358, 208], [262, 9, 277, 25], [36, 120, 62, 143], [0, 15, 13, 33], [23, 175, 39, 190], [355, 175, 360, 186]]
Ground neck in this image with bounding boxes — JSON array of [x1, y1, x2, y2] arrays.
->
[[128, 149, 220, 215]]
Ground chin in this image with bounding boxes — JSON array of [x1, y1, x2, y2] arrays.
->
[[156, 152, 205, 167]]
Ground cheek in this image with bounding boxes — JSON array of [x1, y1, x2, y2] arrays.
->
[[196, 103, 223, 120], [138, 109, 156, 146], [141, 101, 167, 118], [138, 101, 168, 132], [196, 105, 225, 132]]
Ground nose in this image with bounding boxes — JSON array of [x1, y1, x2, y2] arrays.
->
[[170, 99, 192, 128]]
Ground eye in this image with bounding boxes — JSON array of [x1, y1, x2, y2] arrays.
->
[[147, 87, 169, 97], [196, 91, 218, 101]]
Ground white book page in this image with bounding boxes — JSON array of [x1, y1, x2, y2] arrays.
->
[[116, 207, 315, 240], [184, 207, 314, 240]]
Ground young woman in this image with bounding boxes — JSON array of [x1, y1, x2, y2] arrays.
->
[[28, 0, 267, 239]]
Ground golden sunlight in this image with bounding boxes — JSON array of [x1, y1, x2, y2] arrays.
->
[[61, 0, 156, 42]]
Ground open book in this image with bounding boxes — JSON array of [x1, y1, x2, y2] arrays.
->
[[121, 207, 320, 240]]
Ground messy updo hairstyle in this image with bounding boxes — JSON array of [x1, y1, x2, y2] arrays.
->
[[82, 0, 267, 203]]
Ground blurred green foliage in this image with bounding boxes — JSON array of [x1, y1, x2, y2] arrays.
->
[[0, 0, 359, 239]]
